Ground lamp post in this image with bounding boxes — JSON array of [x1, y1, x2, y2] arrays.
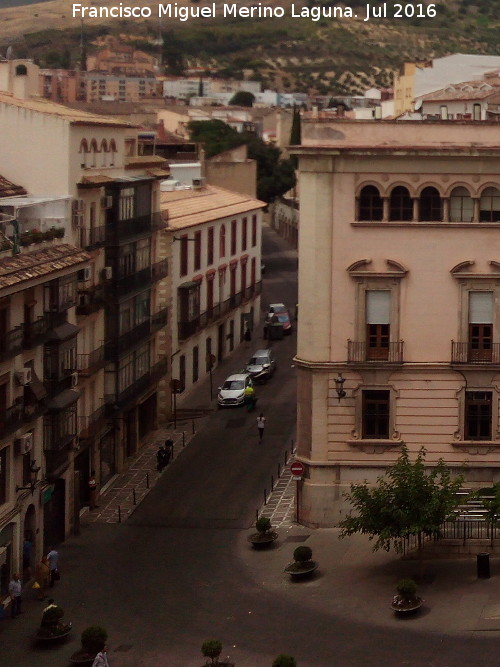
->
[[334, 374, 346, 402], [16, 460, 41, 494]]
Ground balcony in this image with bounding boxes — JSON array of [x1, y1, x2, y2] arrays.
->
[[44, 373, 75, 398], [151, 259, 168, 282], [81, 226, 105, 250], [451, 342, 500, 364], [177, 281, 262, 342], [76, 285, 105, 316], [105, 266, 151, 298], [347, 340, 404, 364], [0, 326, 24, 362], [0, 401, 25, 439], [23, 317, 48, 349], [105, 213, 153, 243], [106, 320, 150, 358], [77, 346, 105, 376], [78, 405, 107, 441], [151, 307, 168, 333], [105, 357, 168, 408]]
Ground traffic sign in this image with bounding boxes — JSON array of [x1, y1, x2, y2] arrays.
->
[[290, 460, 305, 479], [170, 379, 182, 393]]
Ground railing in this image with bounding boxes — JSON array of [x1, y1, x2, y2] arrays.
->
[[105, 357, 168, 408], [105, 267, 152, 298], [451, 341, 500, 364], [44, 373, 74, 398], [23, 316, 48, 348], [0, 402, 25, 439], [106, 320, 151, 358], [0, 326, 24, 361], [78, 405, 107, 440], [177, 281, 262, 341], [105, 213, 153, 242], [347, 340, 404, 363], [151, 307, 168, 333], [76, 286, 105, 316], [151, 259, 168, 282], [81, 226, 106, 249], [77, 346, 105, 376]]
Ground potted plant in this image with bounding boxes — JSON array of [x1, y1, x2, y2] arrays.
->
[[31, 229, 44, 243], [273, 655, 297, 666], [248, 517, 278, 548], [53, 227, 65, 238], [201, 639, 234, 666], [391, 578, 423, 614], [35, 599, 72, 642], [284, 546, 318, 579], [69, 626, 107, 665]]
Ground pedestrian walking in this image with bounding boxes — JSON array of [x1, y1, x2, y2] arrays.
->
[[257, 413, 266, 441], [34, 556, 50, 600], [46, 546, 59, 587], [92, 645, 110, 667], [156, 444, 169, 472], [8, 573, 22, 618], [88, 470, 99, 510], [165, 438, 174, 461], [244, 384, 256, 412], [244, 326, 252, 347]]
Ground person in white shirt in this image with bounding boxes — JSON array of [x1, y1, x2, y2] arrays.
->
[[8, 573, 22, 617], [92, 645, 110, 667], [257, 413, 266, 442], [46, 547, 59, 587]]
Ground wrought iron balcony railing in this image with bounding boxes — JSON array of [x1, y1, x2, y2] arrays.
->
[[77, 346, 106, 376], [451, 341, 500, 364], [347, 340, 404, 363], [0, 326, 24, 362]]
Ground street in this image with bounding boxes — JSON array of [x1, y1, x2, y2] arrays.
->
[[3, 226, 500, 666]]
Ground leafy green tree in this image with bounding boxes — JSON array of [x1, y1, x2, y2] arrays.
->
[[339, 446, 463, 576], [229, 91, 255, 107], [187, 120, 243, 159]]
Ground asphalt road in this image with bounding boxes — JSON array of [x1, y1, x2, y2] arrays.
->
[[4, 228, 500, 666]]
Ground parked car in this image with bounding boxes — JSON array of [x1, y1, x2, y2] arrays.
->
[[246, 349, 277, 383], [217, 373, 253, 407], [266, 307, 292, 335], [268, 303, 288, 315]]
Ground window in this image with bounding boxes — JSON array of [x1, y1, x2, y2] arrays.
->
[[358, 185, 383, 221], [178, 283, 200, 323], [362, 390, 390, 439], [109, 139, 117, 166], [389, 186, 412, 221], [251, 257, 256, 287], [251, 215, 257, 247], [241, 262, 247, 295], [219, 225, 226, 258], [118, 187, 135, 221], [465, 391, 492, 440], [229, 320, 234, 352], [136, 238, 151, 271], [480, 187, 500, 222], [79, 140, 89, 168], [473, 103, 481, 121], [192, 346, 199, 383], [366, 290, 390, 360], [206, 279, 214, 317], [242, 217, 247, 251], [207, 227, 214, 265], [231, 220, 237, 255], [439, 105, 448, 120], [194, 231, 201, 271], [469, 292, 493, 361], [180, 236, 188, 277], [450, 187, 473, 222], [419, 187, 442, 221], [179, 355, 186, 392]]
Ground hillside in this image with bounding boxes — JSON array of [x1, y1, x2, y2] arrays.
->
[[1, 0, 500, 93]]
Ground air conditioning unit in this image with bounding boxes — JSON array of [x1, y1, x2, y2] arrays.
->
[[15, 368, 32, 386], [101, 195, 113, 209], [192, 177, 205, 189], [71, 372, 78, 388], [78, 267, 92, 282], [103, 266, 113, 280], [16, 432, 33, 454]]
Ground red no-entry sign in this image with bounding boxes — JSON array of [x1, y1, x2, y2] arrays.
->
[[290, 460, 305, 478]]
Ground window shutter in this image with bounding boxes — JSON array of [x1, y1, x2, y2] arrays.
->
[[469, 292, 493, 323], [366, 290, 391, 324]]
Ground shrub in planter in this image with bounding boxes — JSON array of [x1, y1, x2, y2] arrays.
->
[[272, 655, 297, 667], [256, 517, 272, 534], [70, 626, 108, 662], [202, 639, 223, 664], [284, 546, 317, 576], [248, 517, 278, 547], [392, 578, 422, 612], [293, 546, 313, 564], [45, 229, 56, 240], [53, 227, 65, 238], [31, 230, 44, 243]]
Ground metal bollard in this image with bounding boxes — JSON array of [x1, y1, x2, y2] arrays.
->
[[271, 474, 274, 490], [146, 473, 149, 489], [264, 488, 267, 505], [132, 489, 136, 505], [118, 506, 121, 523], [182, 431, 186, 447], [278, 463, 281, 478], [256, 509, 259, 521], [192, 419, 195, 434], [284, 450, 288, 466]]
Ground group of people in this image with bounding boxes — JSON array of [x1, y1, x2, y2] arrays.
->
[[8, 546, 59, 618]]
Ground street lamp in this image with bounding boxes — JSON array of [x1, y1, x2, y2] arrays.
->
[[334, 374, 346, 402], [16, 460, 41, 494]]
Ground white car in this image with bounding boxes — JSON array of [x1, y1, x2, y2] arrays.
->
[[217, 373, 253, 407]]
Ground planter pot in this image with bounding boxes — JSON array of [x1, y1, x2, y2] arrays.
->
[[247, 531, 278, 549], [69, 651, 97, 665], [284, 560, 318, 579], [35, 623, 72, 643], [391, 597, 423, 615]]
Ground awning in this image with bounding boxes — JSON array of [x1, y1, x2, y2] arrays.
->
[[46, 389, 80, 410], [46, 322, 79, 342], [178, 281, 199, 290]]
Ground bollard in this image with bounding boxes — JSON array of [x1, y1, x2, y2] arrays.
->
[[192, 419, 195, 434], [133, 489, 136, 505], [146, 473, 149, 489], [477, 552, 490, 579], [271, 474, 274, 490], [278, 463, 281, 478], [182, 431, 186, 447], [256, 509, 259, 521], [264, 488, 267, 505], [291, 439, 294, 452], [118, 506, 121, 523], [285, 450, 288, 466]]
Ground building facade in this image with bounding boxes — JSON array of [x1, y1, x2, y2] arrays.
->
[[294, 119, 500, 527], [162, 185, 264, 401]]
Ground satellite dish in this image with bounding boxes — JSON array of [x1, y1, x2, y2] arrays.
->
[[6, 46, 13, 60]]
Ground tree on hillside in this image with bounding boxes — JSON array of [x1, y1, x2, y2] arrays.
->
[[229, 91, 255, 107], [339, 446, 464, 577], [187, 120, 244, 159]]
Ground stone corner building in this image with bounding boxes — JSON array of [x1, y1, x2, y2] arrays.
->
[[294, 119, 500, 527]]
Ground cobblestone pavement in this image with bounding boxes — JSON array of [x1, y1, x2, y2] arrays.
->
[[257, 446, 297, 528], [82, 424, 200, 524]]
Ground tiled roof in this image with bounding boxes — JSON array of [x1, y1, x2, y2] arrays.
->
[[0, 93, 132, 127], [0, 175, 27, 198], [421, 79, 500, 102], [0, 244, 90, 290], [161, 185, 265, 229]]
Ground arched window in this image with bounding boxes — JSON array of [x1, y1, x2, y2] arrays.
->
[[100, 140, 108, 167], [389, 186, 412, 221], [480, 187, 500, 222], [419, 186, 442, 221], [109, 139, 117, 166], [358, 185, 383, 221], [450, 186, 473, 222], [90, 139, 98, 168], [79, 139, 89, 168], [219, 225, 226, 258]]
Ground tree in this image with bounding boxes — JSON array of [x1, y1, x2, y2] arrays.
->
[[229, 91, 255, 107], [187, 119, 244, 159], [339, 446, 463, 576]]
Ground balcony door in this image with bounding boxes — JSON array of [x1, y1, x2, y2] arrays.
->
[[366, 290, 390, 361], [469, 292, 493, 362]]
